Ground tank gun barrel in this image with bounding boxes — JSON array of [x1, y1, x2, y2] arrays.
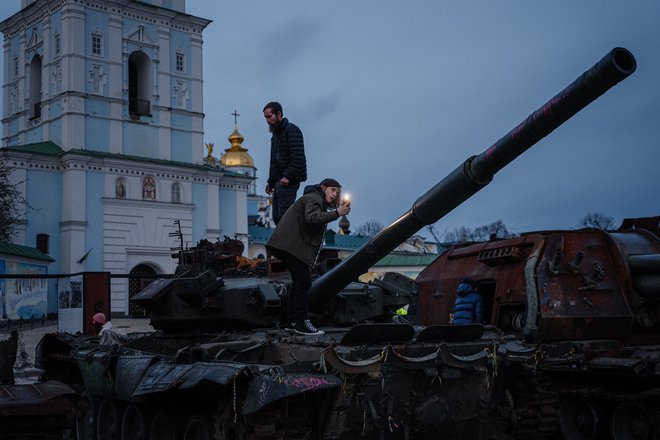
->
[[309, 47, 636, 306]]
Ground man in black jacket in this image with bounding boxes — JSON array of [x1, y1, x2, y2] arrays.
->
[[263, 101, 307, 224]]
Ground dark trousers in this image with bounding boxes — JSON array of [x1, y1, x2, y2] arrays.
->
[[272, 181, 299, 225], [271, 249, 311, 324]]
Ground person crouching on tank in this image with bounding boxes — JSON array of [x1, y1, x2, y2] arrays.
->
[[266, 178, 350, 336], [451, 278, 484, 325]]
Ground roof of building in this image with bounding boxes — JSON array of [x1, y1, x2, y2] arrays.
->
[[323, 230, 369, 250], [373, 254, 439, 267], [1, 141, 248, 178], [0, 242, 55, 262], [3, 140, 64, 155], [249, 226, 273, 243]]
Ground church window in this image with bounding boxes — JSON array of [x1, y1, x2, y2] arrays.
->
[[128, 51, 152, 117], [142, 176, 156, 200], [54, 32, 61, 57], [36, 234, 49, 254], [171, 183, 181, 203], [29, 54, 42, 119], [116, 177, 126, 199], [175, 49, 185, 73], [91, 32, 102, 56]]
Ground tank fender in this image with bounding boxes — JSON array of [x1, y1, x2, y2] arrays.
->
[[131, 361, 252, 398], [242, 369, 342, 415], [114, 355, 162, 401]]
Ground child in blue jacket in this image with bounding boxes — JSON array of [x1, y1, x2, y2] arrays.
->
[[451, 278, 483, 325]]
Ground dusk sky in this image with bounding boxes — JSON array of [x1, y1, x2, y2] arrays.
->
[[2, 1, 659, 239]]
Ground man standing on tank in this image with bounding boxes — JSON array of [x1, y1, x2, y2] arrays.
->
[[263, 102, 307, 224]]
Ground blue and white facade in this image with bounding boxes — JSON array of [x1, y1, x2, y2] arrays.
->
[[0, 0, 252, 315]]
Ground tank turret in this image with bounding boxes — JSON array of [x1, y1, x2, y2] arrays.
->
[[309, 47, 637, 306]]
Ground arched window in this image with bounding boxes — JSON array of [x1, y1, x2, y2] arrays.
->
[[142, 176, 156, 200], [116, 177, 126, 198], [128, 51, 152, 116], [175, 48, 185, 73], [129, 264, 157, 317], [29, 54, 42, 119], [171, 183, 181, 203]]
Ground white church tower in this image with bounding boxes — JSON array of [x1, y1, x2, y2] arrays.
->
[[2, 0, 209, 162], [0, 0, 252, 316]]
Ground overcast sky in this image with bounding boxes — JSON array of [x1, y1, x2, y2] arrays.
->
[[2, 1, 659, 240]]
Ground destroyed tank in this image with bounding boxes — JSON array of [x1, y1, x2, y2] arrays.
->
[[6, 47, 642, 439]]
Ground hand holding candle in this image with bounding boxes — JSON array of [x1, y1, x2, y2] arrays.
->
[[341, 193, 351, 207], [338, 193, 351, 216]]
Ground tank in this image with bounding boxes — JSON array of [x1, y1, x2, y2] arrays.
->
[[3, 47, 643, 440]]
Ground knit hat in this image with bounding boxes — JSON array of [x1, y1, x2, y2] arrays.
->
[[460, 278, 477, 289], [92, 312, 106, 325]]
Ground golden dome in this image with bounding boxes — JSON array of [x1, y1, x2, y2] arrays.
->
[[220, 127, 254, 167]]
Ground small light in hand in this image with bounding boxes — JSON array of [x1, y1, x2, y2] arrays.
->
[[342, 193, 351, 205]]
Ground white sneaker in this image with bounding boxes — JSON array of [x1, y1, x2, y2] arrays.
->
[[294, 319, 325, 336]]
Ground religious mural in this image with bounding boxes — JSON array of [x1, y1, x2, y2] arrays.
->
[[3, 261, 48, 320], [171, 183, 181, 203], [116, 177, 126, 198], [143, 176, 156, 200]]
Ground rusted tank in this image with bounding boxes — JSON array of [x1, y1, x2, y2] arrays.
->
[[3, 47, 641, 439]]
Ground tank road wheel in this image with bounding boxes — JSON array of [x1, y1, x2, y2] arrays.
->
[[149, 412, 179, 440], [97, 399, 123, 440], [610, 403, 656, 440], [121, 404, 150, 440], [559, 397, 605, 440], [76, 392, 99, 440], [183, 415, 214, 440]]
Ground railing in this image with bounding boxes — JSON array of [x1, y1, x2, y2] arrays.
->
[[129, 98, 151, 117]]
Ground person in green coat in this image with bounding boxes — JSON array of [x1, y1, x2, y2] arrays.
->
[[266, 178, 350, 335]]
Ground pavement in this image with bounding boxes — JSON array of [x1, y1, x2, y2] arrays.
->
[[0, 317, 155, 383]]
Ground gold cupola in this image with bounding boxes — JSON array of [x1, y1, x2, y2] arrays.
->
[[220, 111, 254, 168]]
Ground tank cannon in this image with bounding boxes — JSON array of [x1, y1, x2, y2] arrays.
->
[[310, 47, 637, 306]]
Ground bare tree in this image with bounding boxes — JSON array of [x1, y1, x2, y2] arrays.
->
[[0, 161, 27, 242], [443, 225, 474, 243], [578, 212, 614, 230], [473, 220, 514, 241], [426, 224, 442, 243], [354, 219, 385, 237], [443, 220, 515, 243]]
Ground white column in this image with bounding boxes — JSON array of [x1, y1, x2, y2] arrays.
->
[[206, 182, 220, 240], [234, 184, 249, 256], [60, 164, 87, 273]]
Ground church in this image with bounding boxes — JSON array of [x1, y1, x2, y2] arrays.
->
[[0, 0, 259, 316]]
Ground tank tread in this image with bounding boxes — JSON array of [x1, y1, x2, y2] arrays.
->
[[513, 376, 560, 439]]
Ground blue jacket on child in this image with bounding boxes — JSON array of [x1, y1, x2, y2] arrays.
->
[[452, 279, 483, 325]]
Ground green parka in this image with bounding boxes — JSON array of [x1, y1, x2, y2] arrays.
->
[[266, 185, 340, 266]]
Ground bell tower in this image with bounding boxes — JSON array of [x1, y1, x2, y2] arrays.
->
[[1, 0, 211, 163]]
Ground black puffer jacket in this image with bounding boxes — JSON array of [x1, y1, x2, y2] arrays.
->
[[268, 118, 307, 187], [266, 185, 339, 266]]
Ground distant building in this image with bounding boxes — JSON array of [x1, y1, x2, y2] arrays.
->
[[0, 0, 251, 316], [248, 226, 446, 280]]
